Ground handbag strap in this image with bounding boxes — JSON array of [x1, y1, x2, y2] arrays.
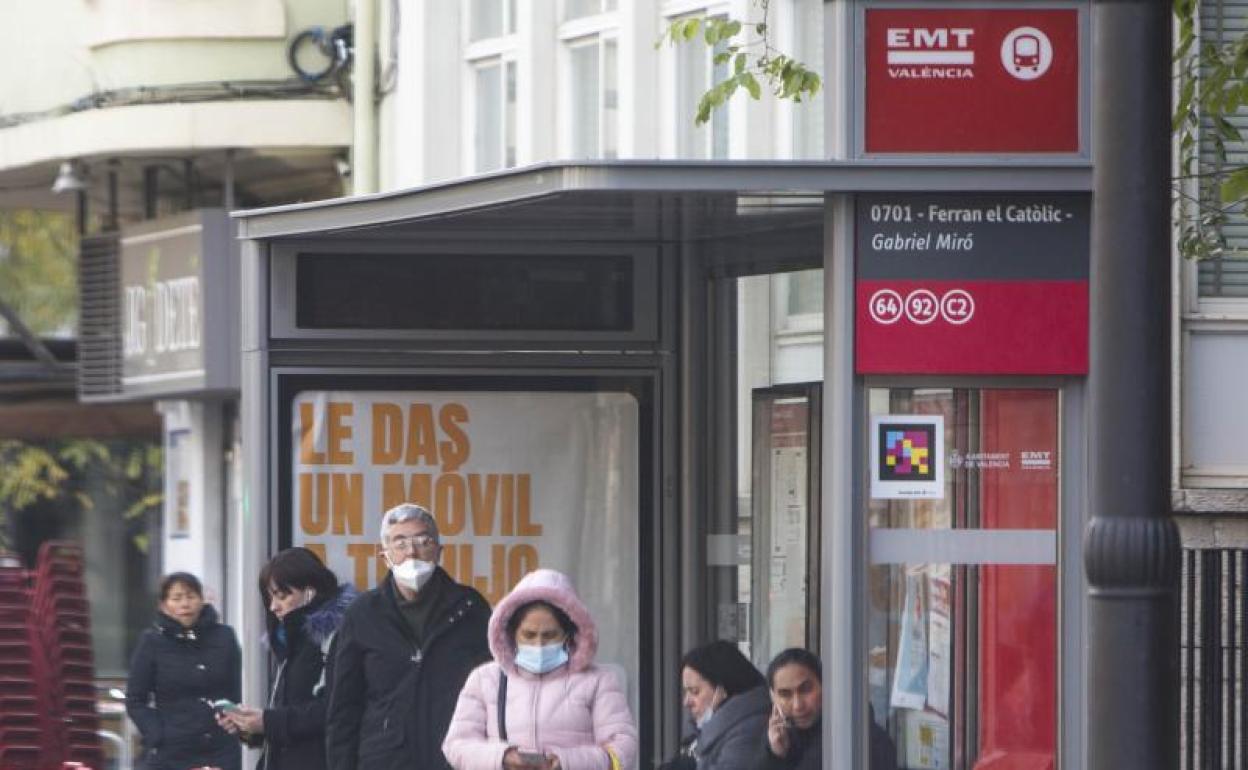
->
[[497, 669, 508, 742]]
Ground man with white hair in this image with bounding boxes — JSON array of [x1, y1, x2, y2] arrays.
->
[[325, 503, 491, 770]]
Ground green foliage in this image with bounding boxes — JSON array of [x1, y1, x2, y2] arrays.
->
[[0, 210, 77, 336], [1173, 0, 1248, 260], [0, 439, 162, 552], [656, 1, 821, 126]]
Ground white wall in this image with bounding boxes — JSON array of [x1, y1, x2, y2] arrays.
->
[[158, 400, 229, 613]]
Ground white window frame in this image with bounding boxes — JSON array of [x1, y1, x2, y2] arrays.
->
[[464, 2, 519, 173], [774, 0, 824, 160], [560, 0, 619, 23], [557, 9, 620, 160], [661, 1, 733, 160]]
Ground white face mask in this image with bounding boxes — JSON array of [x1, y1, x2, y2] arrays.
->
[[696, 687, 725, 730], [388, 556, 435, 591]]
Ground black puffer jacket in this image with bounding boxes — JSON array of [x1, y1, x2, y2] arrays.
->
[[248, 583, 357, 770], [325, 567, 491, 770], [125, 604, 242, 770], [755, 713, 897, 770]]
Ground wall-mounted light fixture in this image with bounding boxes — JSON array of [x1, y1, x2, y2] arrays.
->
[[50, 161, 88, 194]]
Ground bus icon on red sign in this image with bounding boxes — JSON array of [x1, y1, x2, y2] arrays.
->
[[1013, 34, 1040, 70], [1000, 26, 1053, 80]]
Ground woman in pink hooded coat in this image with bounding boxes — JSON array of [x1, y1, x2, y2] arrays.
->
[[443, 569, 638, 770]]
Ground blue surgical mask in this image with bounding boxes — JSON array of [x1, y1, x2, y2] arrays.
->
[[515, 642, 569, 674]]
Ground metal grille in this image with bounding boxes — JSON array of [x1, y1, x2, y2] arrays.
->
[[76, 233, 122, 399], [1182, 548, 1248, 769]]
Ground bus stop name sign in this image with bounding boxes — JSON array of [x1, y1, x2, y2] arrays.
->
[[855, 193, 1089, 375], [864, 8, 1080, 153]]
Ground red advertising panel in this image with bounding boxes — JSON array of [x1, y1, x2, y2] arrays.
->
[[855, 193, 1090, 375], [864, 8, 1080, 153], [977, 390, 1058, 770]]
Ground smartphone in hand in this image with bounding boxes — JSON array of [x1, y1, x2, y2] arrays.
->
[[518, 751, 547, 767], [211, 699, 238, 714]]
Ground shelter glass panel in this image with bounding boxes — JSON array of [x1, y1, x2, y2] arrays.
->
[[867, 387, 1059, 770]]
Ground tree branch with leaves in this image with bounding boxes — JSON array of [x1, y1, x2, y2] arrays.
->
[[657, 0, 821, 125]]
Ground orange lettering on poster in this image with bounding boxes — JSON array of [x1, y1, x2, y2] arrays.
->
[[469, 474, 499, 536], [434, 473, 466, 535], [439, 403, 471, 472], [299, 473, 330, 535], [332, 473, 364, 535], [516, 475, 541, 536], [326, 402, 354, 464], [381, 472, 432, 512], [371, 403, 404, 464], [298, 402, 324, 464], [404, 404, 439, 466], [346, 542, 380, 589]]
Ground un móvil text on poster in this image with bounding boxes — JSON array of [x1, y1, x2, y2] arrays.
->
[[291, 390, 639, 699]]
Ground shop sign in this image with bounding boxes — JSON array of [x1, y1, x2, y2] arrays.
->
[[855, 193, 1089, 375], [118, 209, 237, 398], [291, 390, 639, 707], [863, 7, 1080, 153]]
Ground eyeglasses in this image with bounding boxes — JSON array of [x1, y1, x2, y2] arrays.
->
[[385, 533, 438, 552]]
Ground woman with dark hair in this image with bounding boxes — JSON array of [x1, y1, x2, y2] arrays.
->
[[758, 648, 896, 770], [676, 640, 768, 770], [126, 571, 242, 770], [443, 568, 638, 770], [216, 547, 356, 770]]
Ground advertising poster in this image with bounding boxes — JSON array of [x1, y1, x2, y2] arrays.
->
[[291, 390, 640, 703], [890, 569, 929, 710], [926, 569, 951, 717], [871, 415, 945, 499], [165, 429, 191, 539]]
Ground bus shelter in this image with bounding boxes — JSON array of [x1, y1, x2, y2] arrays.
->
[[233, 160, 1092, 769]]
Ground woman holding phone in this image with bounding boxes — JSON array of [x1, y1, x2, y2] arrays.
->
[[125, 572, 242, 770], [216, 547, 356, 770], [759, 648, 896, 770], [442, 568, 638, 770]]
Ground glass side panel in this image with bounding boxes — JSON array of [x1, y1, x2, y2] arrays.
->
[[867, 387, 1059, 770], [750, 393, 813, 666]]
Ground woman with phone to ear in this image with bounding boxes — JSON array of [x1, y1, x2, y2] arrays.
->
[[125, 572, 242, 770], [442, 569, 638, 770], [759, 648, 896, 770], [215, 547, 357, 770]]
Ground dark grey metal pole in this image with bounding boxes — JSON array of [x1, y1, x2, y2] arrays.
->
[[1085, 2, 1180, 769]]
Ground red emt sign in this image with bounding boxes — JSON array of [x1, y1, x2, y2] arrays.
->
[[855, 193, 1090, 375], [864, 8, 1080, 153]]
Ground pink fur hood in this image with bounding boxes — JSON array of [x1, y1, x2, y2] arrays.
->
[[487, 568, 599, 675]]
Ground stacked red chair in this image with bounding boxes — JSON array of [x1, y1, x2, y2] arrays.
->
[[0, 559, 47, 770], [31, 542, 103, 770]]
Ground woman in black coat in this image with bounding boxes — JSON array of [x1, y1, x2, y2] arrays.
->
[[218, 547, 356, 770], [757, 649, 897, 770], [126, 572, 242, 770]]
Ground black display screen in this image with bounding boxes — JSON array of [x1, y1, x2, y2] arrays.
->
[[294, 252, 634, 331]]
